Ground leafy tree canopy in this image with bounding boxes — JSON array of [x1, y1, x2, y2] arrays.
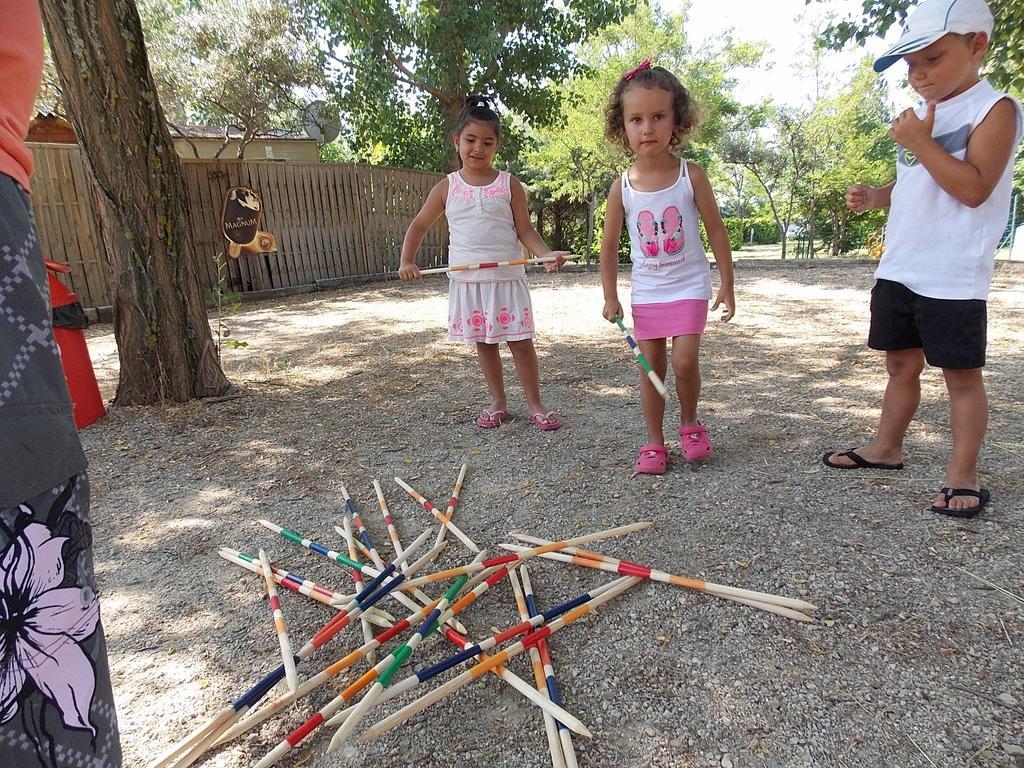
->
[[813, 0, 1024, 94], [140, 0, 326, 156], [525, 3, 762, 204], [309, 0, 632, 171]]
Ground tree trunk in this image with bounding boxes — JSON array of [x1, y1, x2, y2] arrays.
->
[[807, 201, 816, 259], [831, 211, 842, 257], [445, 99, 462, 172], [585, 191, 599, 266], [41, 0, 230, 404], [552, 204, 565, 251], [747, 164, 787, 259]]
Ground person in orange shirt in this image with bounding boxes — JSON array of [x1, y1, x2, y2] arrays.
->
[[0, 4, 122, 767]]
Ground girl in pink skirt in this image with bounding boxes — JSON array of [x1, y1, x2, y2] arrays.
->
[[400, 96, 569, 430], [599, 61, 735, 474]]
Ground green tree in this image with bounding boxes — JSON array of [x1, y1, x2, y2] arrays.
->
[[800, 60, 892, 256], [523, 3, 761, 260], [41, 0, 231, 404], [814, 0, 1024, 93], [140, 0, 326, 157], [816, 1, 1024, 244], [722, 105, 811, 259], [310, 0, 630, 171]]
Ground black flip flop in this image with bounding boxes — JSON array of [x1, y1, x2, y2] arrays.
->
[[821, 449, 904, 471], [931, 487, 991, 518]]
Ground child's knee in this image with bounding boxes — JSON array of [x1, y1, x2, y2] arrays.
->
[[671, 355, 699, 380], [885, 351, 924, 379], [942, 367, 984, 395]]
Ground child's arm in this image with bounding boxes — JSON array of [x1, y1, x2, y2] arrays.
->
[[888, 99, 1019, 208], [846, 181, 895, 212], [399, 179, 448, 280], [689, 163, 735, 322], [509, 178, 570, 272], [599, 180, 625, 322]]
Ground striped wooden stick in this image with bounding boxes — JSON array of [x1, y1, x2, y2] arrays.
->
[[396, 521, 651, 590], [440, 626, 586, 742], [394, 476, 481, 553], [325, 567, 475, 753], [216, 547, 394, 627], [373, 479, 407, 571], [509, 567, 565, 768], [325, 573, 626, 738], [258, 549, 299, 694], [418, 254, 577, 275], [521, 563, 577, 768], [222, 555, 504, 750], [613, 316, 669, 399], [147, 533, 428, 768], [356, 576, 642, 743], [343, 517, 377, 662], [145, 709, 237, 768], [254, 572, 474, 768], [503, 538, 817, 618], [341, 484, 469, 635], [434, 463, 467, 550]]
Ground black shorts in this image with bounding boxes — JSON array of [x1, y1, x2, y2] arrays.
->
[[868, 279, 986, 369]]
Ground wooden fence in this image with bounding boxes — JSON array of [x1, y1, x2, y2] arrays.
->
[[27, 143, 448, 310]]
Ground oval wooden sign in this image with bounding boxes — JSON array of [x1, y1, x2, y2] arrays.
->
[[221, 186, 263, 245]]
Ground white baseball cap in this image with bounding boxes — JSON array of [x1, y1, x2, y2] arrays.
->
[[873, 0, 994, 72]]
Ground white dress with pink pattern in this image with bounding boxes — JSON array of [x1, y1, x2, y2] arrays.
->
[[445, 170, 534, 344]]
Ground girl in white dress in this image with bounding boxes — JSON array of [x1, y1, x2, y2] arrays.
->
[[400, 96, 569, 430]]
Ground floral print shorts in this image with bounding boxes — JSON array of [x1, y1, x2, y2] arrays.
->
[[0, 473, 122, 767]]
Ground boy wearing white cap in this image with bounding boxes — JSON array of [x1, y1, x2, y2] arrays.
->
[[823, 0, 1022, 518]]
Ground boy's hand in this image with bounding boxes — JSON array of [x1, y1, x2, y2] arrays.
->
[[711, 285, 735, 323], [543, 251, 572, 272], [887, 101, 936, 151], [602, 298, 623, 323], [398, 263, 421, 281], [846, 184, 877, 213]]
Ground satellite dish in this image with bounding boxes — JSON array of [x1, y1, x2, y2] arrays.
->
[[303, 100, 341, 144]]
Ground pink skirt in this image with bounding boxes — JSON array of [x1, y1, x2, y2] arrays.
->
[[632, 299, 708, 340]]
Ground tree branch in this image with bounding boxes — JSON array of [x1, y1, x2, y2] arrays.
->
[[346, 4, 456, 107]]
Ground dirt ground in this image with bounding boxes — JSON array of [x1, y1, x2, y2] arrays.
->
[[80, 261, 1023, 768]]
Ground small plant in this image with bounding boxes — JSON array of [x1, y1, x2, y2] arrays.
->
[[211, 251, 247, 355]]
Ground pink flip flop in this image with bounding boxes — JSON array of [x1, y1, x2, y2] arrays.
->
[[476, 409, 507, 429], [661, 205, 684, 254], [634, 443, 668, 474], [636, 210, 660, 257], [529, 411, 561, 431], [679, 423, 713, 461]]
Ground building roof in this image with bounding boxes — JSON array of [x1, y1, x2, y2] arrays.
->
[[168, 125, 313, 142]]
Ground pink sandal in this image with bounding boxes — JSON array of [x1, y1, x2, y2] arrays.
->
[[634, 443, 668, 474], [476, 409, 507, 429], [636, 210, 660, 257], [679, 423, 713, 461], [529, 411, 561, 431]]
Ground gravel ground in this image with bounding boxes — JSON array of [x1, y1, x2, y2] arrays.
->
[[81, 261, 1023, 768]]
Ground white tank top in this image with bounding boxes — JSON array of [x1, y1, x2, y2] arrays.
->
[[445, 170, 524, 283], [621, 159, 712, 304], [876, 79, 1022, 300]]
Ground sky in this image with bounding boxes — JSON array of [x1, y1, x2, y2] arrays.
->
[[663, 0, 914, 109]]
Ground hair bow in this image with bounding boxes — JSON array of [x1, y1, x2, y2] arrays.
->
[[623, 59, 651, 81]]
